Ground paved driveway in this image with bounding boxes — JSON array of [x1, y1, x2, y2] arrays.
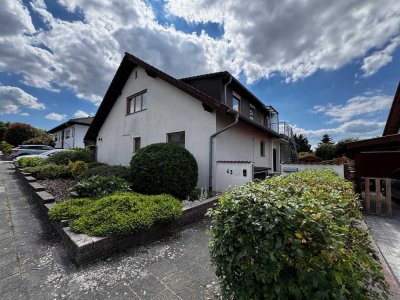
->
[[0, 162, 219, 300]]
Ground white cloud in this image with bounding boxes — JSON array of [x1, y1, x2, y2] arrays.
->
[[361, 37, 400, 77], [0, 86, 45, 114], [167, 0, 400, 82], [73, 110, 90, 118], [313, 92, 392, 123], [20, 112, 30, 117], [45, 112, 67, 121]]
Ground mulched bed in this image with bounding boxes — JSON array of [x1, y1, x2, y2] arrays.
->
[[37, 178, 76, 203]]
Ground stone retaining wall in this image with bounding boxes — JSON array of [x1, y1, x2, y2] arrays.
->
[[15, 166, 220, 265]]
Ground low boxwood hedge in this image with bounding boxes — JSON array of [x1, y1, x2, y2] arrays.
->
[[24, 163, 71, 179], [76, 165, 130, 181], [49, 192, 183, 237], [18, 156, 46, 168], [208, 169, 388, 299], [47, 149, 93, 165]]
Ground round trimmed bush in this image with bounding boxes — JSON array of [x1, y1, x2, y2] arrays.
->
[[130, 143, 198, 199]]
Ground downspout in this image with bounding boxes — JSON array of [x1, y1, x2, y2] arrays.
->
[[223, 75, 233, 105], [209, 111, 239, 192]]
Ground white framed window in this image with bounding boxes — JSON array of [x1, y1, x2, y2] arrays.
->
[[232, 95, 240, 112], [127, 90, 147, 114], [133, 137, 141, 153], [167, 131, 185, 147]]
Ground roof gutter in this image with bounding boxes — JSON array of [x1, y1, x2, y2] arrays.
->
[[209, 111, 239, 192]]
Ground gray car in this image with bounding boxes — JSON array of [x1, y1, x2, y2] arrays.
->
[[10, 145, 54, 158]]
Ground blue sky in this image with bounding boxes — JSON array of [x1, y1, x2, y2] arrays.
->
[[0, 0, 399, 147]]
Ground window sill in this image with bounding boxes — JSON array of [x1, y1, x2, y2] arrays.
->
[[126, 108, 147, 116]]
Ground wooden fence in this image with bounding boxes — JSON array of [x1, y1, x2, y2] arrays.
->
[[361, 177, 392, 217]]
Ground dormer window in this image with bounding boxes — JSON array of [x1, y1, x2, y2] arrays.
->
[[232, 93, 240, 112]]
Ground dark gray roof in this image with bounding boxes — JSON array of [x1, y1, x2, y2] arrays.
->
[[48, 117, 94, 134]]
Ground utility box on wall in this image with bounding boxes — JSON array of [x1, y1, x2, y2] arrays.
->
[[216, 161, 254, 192]]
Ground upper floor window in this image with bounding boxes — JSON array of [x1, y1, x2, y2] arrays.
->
[[54, 134, 58, 142], [65, 130, 70, 139], [167, 131, 185, 147], [127, 90, 147, 114], [232, 95, 240, 112], [249, 105, 255, 120]]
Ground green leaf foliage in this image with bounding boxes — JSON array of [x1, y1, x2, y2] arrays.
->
[[314, 143, 336, 161], [18, 157, 46, 168], [0, 141, 13, 153], [69, 175, 131, 198], [47, 149, 94, 165], [68, 160, 89, 178], [208, 169, 388, 299], [48, 192, 183, 236], [130, 143, 198, 199], [24, 163, 71, 179], [76, 165, 130, 181]]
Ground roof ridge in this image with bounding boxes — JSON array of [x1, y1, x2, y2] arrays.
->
[[180, 71, 230, 81]]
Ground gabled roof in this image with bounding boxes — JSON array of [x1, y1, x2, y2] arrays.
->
[[84, 52, 281, 141], [383, 81, 400, 136], [48, 117, 93, 134], [84, 53, 227, 141]]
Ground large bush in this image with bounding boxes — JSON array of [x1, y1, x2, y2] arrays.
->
[[69, 175, 131, 198], [25, 163, 71, 179], [69, 160, 89, 178], [47, 149, 93, 165], [130, 143, 198, 198], [4, 123, 37, 146], [19, 157, 46, 168], [0, 141, 14, 154], [49, 192, 183, 236], [208, 169, 388, 299], [77, 165, 130, 181], [314, 143, 336, 161]]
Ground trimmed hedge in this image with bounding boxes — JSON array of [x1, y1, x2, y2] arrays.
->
[[69, 175, 131, 199], [18, 157, 46, 168], [76, 165, 130, 181], [49, 192, 183, 236], [208, 169, 388, 299], [24, 163, 71, 179], [47, 149, 93, 165], [130, 143, 198, 199]]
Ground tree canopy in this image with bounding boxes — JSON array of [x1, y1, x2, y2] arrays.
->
[[294, 134, 311, 152]]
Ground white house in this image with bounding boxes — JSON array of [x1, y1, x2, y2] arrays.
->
[[49, 117, 93, 149], [84, 53, 294, 192]]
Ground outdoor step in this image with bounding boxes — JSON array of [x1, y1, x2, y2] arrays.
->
[[29, 182, 45, 192], [25, 176, 36, 182], [36, 191, 55, 204]]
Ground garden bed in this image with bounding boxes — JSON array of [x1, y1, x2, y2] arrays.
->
[[15, 166, 220, 265], [37, 178, 75, 203]]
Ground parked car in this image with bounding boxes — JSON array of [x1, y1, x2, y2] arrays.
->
[[10, 145, 54, 158], [13, 149, 68, 162]]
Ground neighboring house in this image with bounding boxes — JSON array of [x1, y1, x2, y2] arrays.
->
[[345, 82, 400, 189], [84, 53, 294, 191], [49, 117, 93, 149]]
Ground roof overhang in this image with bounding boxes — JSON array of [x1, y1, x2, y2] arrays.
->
[[383, 81, 400, 136], [345, 134, 400, 154]]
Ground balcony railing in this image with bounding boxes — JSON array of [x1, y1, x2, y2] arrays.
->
[[269, 122, 293, 140]]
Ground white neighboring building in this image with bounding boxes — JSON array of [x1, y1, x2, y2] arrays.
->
[[49, 117, 93, 149], [84, 53, 294, 192]]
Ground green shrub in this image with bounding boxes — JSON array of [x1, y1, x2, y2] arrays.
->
[[69, 160, 89, 178], [76, 165, 130, 181], [69, 175, 131, 198], [208, 169, 388, 299], [130, 143, 198, 199], [18, 157, 47, 168], [49, 192, 183, 236], [47, 149, 93, 165], [87, 162, 107, 169], [24, 163, 71, 179], [315, 143, 336, 161], [0, 141, 14, 154]]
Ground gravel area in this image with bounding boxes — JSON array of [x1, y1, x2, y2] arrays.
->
[[37, 178, 76, 202]]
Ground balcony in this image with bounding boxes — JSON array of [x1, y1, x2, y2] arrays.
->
[[269, 122, 294, 140]]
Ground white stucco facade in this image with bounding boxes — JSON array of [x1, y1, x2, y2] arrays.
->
[[95, 66, 281, 190], [52, 124, 90, 149]]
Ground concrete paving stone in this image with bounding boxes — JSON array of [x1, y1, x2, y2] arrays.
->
[[147, 258, 179, 279], [0, 260, 19, 280], [151, 288, 181, 300], [0, 273, 27, 300], [92, 282, 138, 300], [161, 270, 198, 293], [129, 274, 167, 299]]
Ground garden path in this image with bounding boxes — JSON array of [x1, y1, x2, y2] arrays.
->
[[0, 161, 218, 300]]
